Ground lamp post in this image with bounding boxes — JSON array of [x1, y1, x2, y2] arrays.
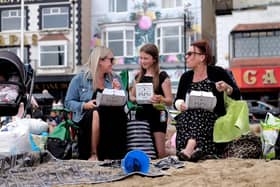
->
[[183, 2, 191, 72], [72, 0, 78, 65], [20, 0, 24, 62]]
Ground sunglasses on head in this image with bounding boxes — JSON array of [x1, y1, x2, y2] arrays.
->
[[186, 51, 203, 56]]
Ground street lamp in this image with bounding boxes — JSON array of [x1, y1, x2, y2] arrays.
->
[[72, 0, 79, 65], [183, 2, 192, 72], [20, 0, 24, 62]]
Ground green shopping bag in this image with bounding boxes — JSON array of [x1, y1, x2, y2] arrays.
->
[[213, 92, 250, 143], [48, 119, 76, 140], [46, 110, 79, 159]]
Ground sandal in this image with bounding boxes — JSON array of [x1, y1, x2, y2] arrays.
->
[[177, 151, 191, 161], [177, 149, 204, 162], [189, 148, 204, 162]]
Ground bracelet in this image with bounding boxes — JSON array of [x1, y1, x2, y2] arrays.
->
[[226, 87, 231, 94]]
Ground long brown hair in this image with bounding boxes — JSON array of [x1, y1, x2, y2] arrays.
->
[[136, 43, 160, 92], [191, 39, 213, 65]]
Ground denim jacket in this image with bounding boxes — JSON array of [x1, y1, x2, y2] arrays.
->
[[64, 71, 124, 123]]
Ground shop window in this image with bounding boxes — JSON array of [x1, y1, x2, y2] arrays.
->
[[40, 6, 69, 29], [232, 31, 280, 58], [39, 42, 67, 67], [156, 24, 184, 54], [109, 0, 127, 12], [162, 0, 183, 8], [1, 9, 27, 31], [103, 29, 134, 57]]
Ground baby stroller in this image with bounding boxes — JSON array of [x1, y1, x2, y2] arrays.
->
[[0, 51, 34, 117]]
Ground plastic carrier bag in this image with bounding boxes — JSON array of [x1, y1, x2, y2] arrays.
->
[[261, 112, 280, 159], [0, 122, 32, 156], [214, 92, 250, 143]]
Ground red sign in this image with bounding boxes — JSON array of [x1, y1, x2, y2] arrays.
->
[[231, 67, 280, 88]]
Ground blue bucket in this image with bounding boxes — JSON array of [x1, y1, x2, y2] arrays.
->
[[121, 150, 150, 174]]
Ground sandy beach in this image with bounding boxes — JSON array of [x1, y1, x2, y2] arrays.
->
[[70, 158, 280, 187], [67, 123, 278, 187]]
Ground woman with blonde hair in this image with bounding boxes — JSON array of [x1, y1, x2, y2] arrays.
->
[[65, 46, 127, 161]]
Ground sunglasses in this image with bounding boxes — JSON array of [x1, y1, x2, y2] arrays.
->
[[186, 51, 203, 56], [101, 57, 115, 64]]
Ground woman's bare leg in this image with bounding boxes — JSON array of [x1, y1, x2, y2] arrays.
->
[[153, 132, 167, 158], [181, 138, 196, 157], [88, 110, 100, 161]]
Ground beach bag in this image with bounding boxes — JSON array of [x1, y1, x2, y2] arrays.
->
[[213, 92, 250, 143], [46, 119, 79, 160], [223, 132, 262, 159], [126, 108, 157, 159]]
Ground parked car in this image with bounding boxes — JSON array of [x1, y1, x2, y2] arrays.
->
[[246, 100, 280, 120]]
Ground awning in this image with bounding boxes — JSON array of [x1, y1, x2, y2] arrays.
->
[[35, 75, 74, 83], [39, 34, 69, 41], [231, 22, 280, 33]]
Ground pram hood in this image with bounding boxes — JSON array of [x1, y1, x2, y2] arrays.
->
[[0, 51, 32, 117], [0, 51, 26, 93]]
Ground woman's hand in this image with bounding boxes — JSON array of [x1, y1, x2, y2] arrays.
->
[[215, 81, 232, 95], [112, 78, 121, 90], [151, 94, 162, 104], [83, 99, 96, 110]]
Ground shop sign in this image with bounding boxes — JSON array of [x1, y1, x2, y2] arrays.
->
[[240, 67, 280, 88], [0, 34, 38, 46], [34, 82, 69, 91]]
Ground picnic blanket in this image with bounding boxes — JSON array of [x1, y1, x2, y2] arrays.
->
[[0, 152, 184, 186]]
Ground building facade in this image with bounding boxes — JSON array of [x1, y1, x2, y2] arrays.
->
[[0, 0, 91, 100], [91, 0, 216, 93], [216, 0, 280, 106]]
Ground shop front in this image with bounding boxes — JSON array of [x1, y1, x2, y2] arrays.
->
[[231, 66, 280, 107], [34, 75, 74, 102]]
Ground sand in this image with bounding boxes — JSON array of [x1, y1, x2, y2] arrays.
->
[[70, 158, 280, 187], [68, 124, 279, 187]]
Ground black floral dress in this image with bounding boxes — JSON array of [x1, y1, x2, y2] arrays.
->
[[175, 79, 218, 156]]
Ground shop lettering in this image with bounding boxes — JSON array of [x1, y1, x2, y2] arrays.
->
[[243, 69, 277, 85], [34, 83, 69, 90], [0, 34, 38, 46]]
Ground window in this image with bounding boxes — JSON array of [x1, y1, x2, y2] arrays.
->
[[162, 0, 183, 8], [1, 9, 26, 31], [41, 6, 69, 29], [0, 47, 28, 63], [232, 31, 280, 58], [103, 29, 134, 57], [156, 24, 184, 54], [39, 41, 67, 67], [109, 0, 127, 12]]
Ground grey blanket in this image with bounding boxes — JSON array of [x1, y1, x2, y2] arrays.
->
[[0, 151, 166, 186]]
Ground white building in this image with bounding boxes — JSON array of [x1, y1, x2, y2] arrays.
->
[[216, 0, 280, 105], [0, 0, 91, 99], [91, 0, 216, 93]]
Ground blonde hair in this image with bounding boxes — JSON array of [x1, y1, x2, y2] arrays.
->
[[84, 46, 113, 91]]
